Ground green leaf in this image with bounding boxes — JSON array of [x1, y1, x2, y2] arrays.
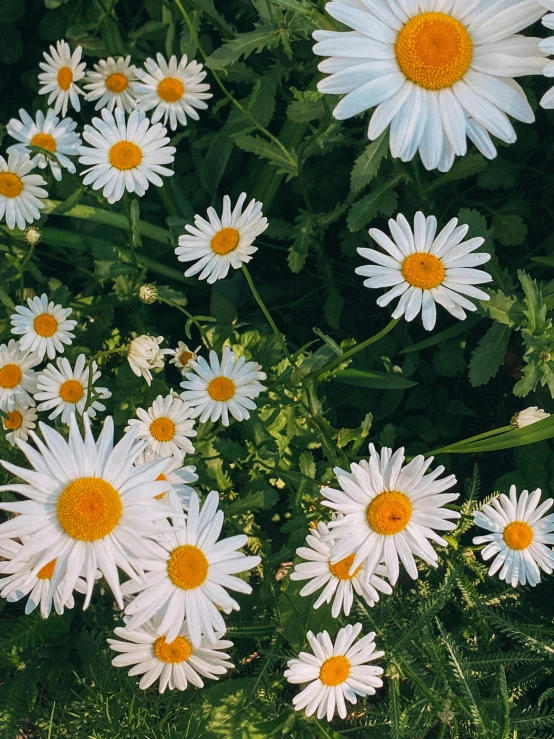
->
[[287, 213, 314, 272], [426, 154, 487, 191], [347, 184, 399, 232], [493, 213, 528, 247], [350, 132, 388, 193], [333, 369, 417, 389], [469, 323, 511, 387], [443, 415, 554, 453], [234, 135, 298, 176], [0, 0, 24, 24], [0, 24, 22, 63], [519, 270, 546, 333], [155, 284, 188, 307], [226, 488, 278, 514], [205, 24, 280, 69], [481, 289, 526, 327]]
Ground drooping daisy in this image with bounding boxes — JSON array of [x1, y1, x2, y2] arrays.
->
[[11, 292, 77, 360], [540, 2, 554, 108], [512, 407, 551, 429], [7, 109, 81, 181], [313, 0, 547, 170], [123, 490, 261, 646], [175, 193, 268, 284], [169, 341, 201, 372], [0, 151, 48, 231], [0, 339, 40, 412], [321, 444, 460, 584], [285, 623, 384, 722], [291, 517, 392, 618], [180, 346, 267, 426], [35, 354, 111, 424], [0, 416, 172, 609], [78, 108, 176, 204], [38, 40, 86, 117], [108, 616, 233, 692], [135, 449, 198, 512], [2, 402, 37, 447], [134, 53, 212, 131], [473, 485, 554, 587], [126, 394, 196, 459], [127, 334, 170, 386], [356, 212, 492, 330], [83, 55, 138, 112]]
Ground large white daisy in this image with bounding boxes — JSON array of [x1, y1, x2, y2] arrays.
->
[[83, 55, 138, 112], [0, 339, 40, 411], [38, 40, 86, 117], [2, 401, 37, 447], [356, 211, 492, 330], [175, 193, 268, 284], [0, 151, 48, 231], [11, 292, 77, 360], [126, 394, 196, 459], [313, 0, 547, 170], [127, 334, 170, 386], [135, 449, 198, 513]]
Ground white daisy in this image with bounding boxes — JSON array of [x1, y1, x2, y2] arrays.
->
[[7, 108, 81, 181], [135, 449, 198, 512], [169, 341, 201, 372], [134, 53, 212, 131], [0, 339, 40, 411], [512, 406, 551, 428], [313, 0, 547, 170], [175, 193, 268, 284], [38, 40, 86, 117], [78, 108, 175, 204], [123, 489, 261, 646], [2, 401, 37, 447], [540, 1, 554, 108], [126, 394, 196, 459], [0, 151, 48, 231], [11, 292, 77, 360], [108, 617, 233, 692], [127, 334, 170, 386], [356, 211, 492, 330], [321, 444, 460, 584], [285, 623, 384, 722], [473, 485, 554, 587], [291, 517, 392, 618], [35, 354, 111, 424], [0, 415, 172, 609], [83, 55, 138, 112]]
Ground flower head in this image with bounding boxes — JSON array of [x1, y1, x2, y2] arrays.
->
[[0, 339, 40, 411], [11, 292, 77, 360], [127, 334, 169, 386], [126, 394, 196, 460], [511, 407, 550, 429], [83, 55, 138, 112], [139, 284, 158, 304], [134, 449, 198, 513], [0, 151, 48, 231], [24, 226, 42, 246], [2, 401, 37, 447], [38, 40, 86, 116]]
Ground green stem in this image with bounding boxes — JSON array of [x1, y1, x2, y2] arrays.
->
[[18, 241, 36, 299], [426, 425, 513, 457], [159, 297, 214, 351]]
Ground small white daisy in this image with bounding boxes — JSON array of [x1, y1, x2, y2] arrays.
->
[[7, 108, 81, 182], [123, 490, 261, 646], [0, 339, 40, 411], [83, 55, 138, 112], [291, 517, 392, 618], [78, 108, 176, 204], [127, 334, 170, 386], [285, 623, 384, 722], [356, 212, 492, 330], [473, 485, 554, 587], [38, 40, 86, 117], [11, 292, 77, 360], [169, 341, 201, 373], [0, 151, 48, 231], [540, 1, 554, 108], [34, 354, 111, 424], [135, 449, 198, 512], [134, 53, 212, 131], [126, 394, 196, 460], [322, 444, 460, 584], [2, 401, 37, 447], [511, 407, 551, 428], [175, 193, 268, 284]]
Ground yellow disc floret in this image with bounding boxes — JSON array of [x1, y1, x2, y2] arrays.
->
[[167, 544, 209, 590], [157, 77, 185, 103], [31, 133, 57, 153], [57, 477, 123, 541], [503, 521, 533, 551], [0, 363, 22, 389], [329, 553, 360, 581], [109, 141, 142, 170], [211, 227, 240, 255], [57, 66, 73, 90], [34, 313, 58, 337], [154, 635, 192, 663], [106, 72, 129, 93], [402, 252, 445, 290], [150, 417, 176, 442], [3, 410, 23, 430], [0, 173, 23, 199], [59, 379, 84, 403], [207, 376, 235, 402], [319, 655, 351, 686], [37, 559, 56, 580], [367, 491, 412, 535]]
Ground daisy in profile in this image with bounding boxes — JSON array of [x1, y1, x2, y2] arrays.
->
[[38, 40, 86, 116], [0, 339, 40, 411], [126, 394, 196, 459], [0, 151, 48, 231], [2, 402, 37, 447], [78, 108, 175, 204], [175, 193, 268, 284], [11, 292, 77, 360], [473, 486, 554, 587], [322, 444, 459, 584], [0, 416, 172, 609], [83, 55, 138, 112], [313, 0, 547, 170], [127, 334, 170, 385], [180, 346, 266, 426], [135, 449, 198, 512], [123, 490, 261, 646], [285, 623, 384, 721], [291, 517, 392, 617], [7, 109, 81, 181], [169, 341, 200, 373], [356, 212, 492, 330], [512, 407, 551, 429], [134, 53, 212, 130]]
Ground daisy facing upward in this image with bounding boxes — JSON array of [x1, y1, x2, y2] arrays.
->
[[83, 55, 138, 112], [11, 293, 77, 360], [125, 393, 197, 460], [38, 40, 86, 116], [0, 151, 48, 231]]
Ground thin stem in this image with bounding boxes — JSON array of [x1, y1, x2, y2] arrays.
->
[[161, 298, 214, 351], [19, 241, 36, 299], [83, 347, 127, 413], [426, 425, 513, 457]]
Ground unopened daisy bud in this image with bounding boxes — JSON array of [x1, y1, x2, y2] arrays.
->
[[24, 226, 42, 245], [127, 334, 169, 386], [511, 407, 550, 429], [139, 284, 158, 304], [21, 287, 36, 302]]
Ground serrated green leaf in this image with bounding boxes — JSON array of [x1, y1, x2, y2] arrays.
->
[[350, 132, 388, 193], [234, 134, 298, 176], [347, 184, 398, 232], [493, 212, 528, 247], [469, 323, 511, 387], [205, 24, 280, 69], [519, 270, 546, 333]]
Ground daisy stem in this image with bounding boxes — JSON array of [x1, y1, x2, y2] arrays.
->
[[426, 425, 513, 456], [83, 348, 127, 413], [161, 298, 214, 351], [18, 241, 36, 300]]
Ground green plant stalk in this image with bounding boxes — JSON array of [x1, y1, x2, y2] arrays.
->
[[426, 426, 513, 456], [158, 296, 214, 351]]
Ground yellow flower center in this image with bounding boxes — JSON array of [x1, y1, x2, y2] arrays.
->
[[167, 544, 209, 590], [367, 491, 412, 535], [57, 66, 73, 91], [31, 132, 57, 153], [154, 635, 192, 663], [319, 655, 351, 686], [155, 472, 167, 500], [0, 172, 23, 199], [179, 350, 193, 365], [329, 553, 361, 581], [157, 77, 185, 103], [109, 141, 142, 170], [211, 227, 240, 255], [57, 477, 122, 541], [33, 313, 58, 337], [401, 252, 445, 290], [59, 379, 84, 403], [0, 363, 22, 389], [106, 72, 129, 93], [150, 416, 175, 442], [503, 521, 533, 551], [3, 409, 23, 430], [37, 559, 56, 580], [207, 376, 235, 402], [395, 12, 472, 90]]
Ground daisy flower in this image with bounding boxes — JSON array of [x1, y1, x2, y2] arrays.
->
[[126, 394, 197, 459], [321, 444, 460, 584], [38, 40, 86, 117], [134, 53, 212, 131], [313, 0, 547, 170], [512, 407, 551, 428], [2, 402, 37, 447], [0, 151, 48, 231], [0, 415, 172, 609], [285, 623, 384, 722], [473, 485, 554, 587], [123, 490, 261, 646], [169, 341, 201, 372], [11, 292, 77, 360], [291, 517, 392, 618], [83, 55, 138, 112], [135, 449, 198, 512], [108, 616, 233, 692], [540, 2, 554, 108], [0, 339, 40, 411], [180, 346, 267, 426], [356, 212, 492, 330], [175, 193, 268, 284], [35, 354, 111, 424], [7, 109, 81, 182], [78, 108, 175, 204], [127, 334, 169, 385]]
